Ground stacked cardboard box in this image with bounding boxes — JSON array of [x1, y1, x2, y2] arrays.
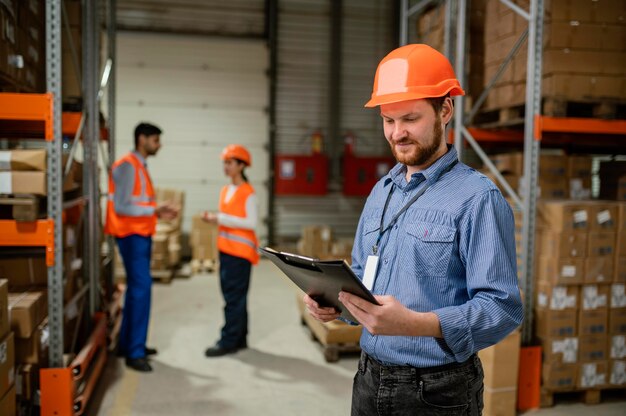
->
[[297, 226, 354, 264], [479, 330, 521, 416], [486, 151, 594, 200], [0, 149, 46, 196], [534, 200, 626, 390], [483, 0, 626, 110], [0, 0, 45, 92], [151, 188, 185, 271], [0, 279, 16, 416], [190, 213, 218, 268]]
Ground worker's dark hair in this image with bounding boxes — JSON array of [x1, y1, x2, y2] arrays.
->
[[425, 93, 451, 116], [234, 159, 249, 182], [134, 122, 162, 148]]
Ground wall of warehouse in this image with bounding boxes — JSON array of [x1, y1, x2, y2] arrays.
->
[[274, 0, 395, 240], [113, 0, 396, 244]]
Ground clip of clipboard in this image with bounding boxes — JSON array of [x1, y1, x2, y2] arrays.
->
[[260, 247, 379, 322]]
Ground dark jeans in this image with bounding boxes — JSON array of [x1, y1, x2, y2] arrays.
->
[[351, 352, 484, 416], [218, 252, 252, 349], [117, 235, 153, 359]]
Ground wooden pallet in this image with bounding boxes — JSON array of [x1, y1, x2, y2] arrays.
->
[[540, 387, 626, 407], [476, 98, 626, 128], [190, 258, 218, 274], [0, 194, 43, 221], [296, 295, 362, 362]]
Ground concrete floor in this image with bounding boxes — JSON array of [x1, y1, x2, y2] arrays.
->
[[90, 260, 626, 415]]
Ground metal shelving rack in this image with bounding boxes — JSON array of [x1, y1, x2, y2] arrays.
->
[[401, 0, 626, 347]]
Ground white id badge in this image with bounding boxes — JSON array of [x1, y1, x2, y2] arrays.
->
[[362, 255, 379, 291]]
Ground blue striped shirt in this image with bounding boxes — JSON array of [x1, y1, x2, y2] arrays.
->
[[351, 146, 523, 367]]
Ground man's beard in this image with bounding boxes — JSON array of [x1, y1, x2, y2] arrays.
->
[[389, 116, 444, 167]]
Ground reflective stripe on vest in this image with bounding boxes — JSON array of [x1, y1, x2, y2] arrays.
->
[[218, 231, 257, 250]]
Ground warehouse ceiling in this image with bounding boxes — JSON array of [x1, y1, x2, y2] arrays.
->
[[116, 0, 266, 37]]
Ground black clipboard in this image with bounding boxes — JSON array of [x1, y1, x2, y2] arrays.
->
[[260, 246, 380, 322]]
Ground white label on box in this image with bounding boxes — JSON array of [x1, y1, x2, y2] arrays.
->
[[612, 336, 626, 359], [580, 363, 599, 388], [561, 265, 576, 277], [550, 286, 576, 310], [583, 286, 607, 310], [610, 361, 626, 386], [574, 210, 588, 223], [321, 228, 331, 241], [538, 293, 548, 308], [41, 324, 49, 347], [0, 340, 5, 363], [0, 172, 12, 193], [71, 258, 82, 271], [0, 151, 10, 170], [597, 210, 611, 224], [553, 338, 578, 363], [279, 160, 295, 179], [612, 284, 626, 308]]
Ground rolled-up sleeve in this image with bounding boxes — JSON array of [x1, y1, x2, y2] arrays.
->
[[433, 190, 523, 362]]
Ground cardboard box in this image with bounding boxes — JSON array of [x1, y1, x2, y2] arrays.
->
[[584, 257, 614, 284], [0, 171, 46, 195], [0, 149, 45, 171], [616, 257, 626, 283], [190, 214, 218, 261], [579, 336, 607, 362], [589, 202, 620, 232], [537, 201, 589, 232], [536, 310, 577, 338], [577, 361, 608, 389], [482, 389, 516, 416], [14, 319, 47, 366], [611, 284, 626, 309], [538, 257, 584, 285], [609, 308, 626, 335], [581, 284, 610, 311], [542, 362, 577, 391], [8, 290, 47, 338], [587, 232, 616, 257], [0, 331, 14, 399], [478, 330, 521, 388], [0, 258, 47, 288], [567, 155, 593, 178], [300, 225, 333, 259], [0, 280, 7, 340], [0, 384, 15, 416], [538, 177, 569, 199], [578, 309, 608, 336], [610, 335, 626, 359], [536, 282, 578, 310], [610, 359, 626, 386], [539, 232, 587, 258], [15, 364, 37, 400]]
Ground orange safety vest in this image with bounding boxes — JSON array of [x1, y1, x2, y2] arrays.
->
[[217, 183, 259, 265], [104, 152, 157, 238]]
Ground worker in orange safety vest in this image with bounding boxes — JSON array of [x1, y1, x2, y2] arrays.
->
[[105, 122, 179, 372], [203, 144, 259, 357]]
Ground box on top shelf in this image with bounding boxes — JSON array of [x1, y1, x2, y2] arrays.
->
[[8, 289, 47, 338], [589, 202, 620, 232]]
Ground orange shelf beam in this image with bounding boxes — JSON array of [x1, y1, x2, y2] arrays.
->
[[539, 116, 626, 135], [0, 219, 55, 265], [62, 111, 109, 140], [0, 93, 53, 140]]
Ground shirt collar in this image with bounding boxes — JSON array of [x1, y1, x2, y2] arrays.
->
[[384, 145, 458, 188], [132, 150, 147, 167]]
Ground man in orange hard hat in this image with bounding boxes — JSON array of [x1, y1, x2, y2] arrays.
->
[[105, 122, 179, 372], [305, 44, 523, 415]]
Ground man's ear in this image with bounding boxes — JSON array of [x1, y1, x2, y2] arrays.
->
[[441, 97, 454, 125]]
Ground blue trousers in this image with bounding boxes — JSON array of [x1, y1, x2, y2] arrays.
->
[[218, 252, 252, 349], [117, 235, 152, 359]]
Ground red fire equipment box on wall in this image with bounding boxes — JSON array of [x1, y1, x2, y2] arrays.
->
[[275, 154, 328, 195], [343, 155, 395, 196]]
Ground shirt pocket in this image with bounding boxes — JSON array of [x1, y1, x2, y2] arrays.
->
[[405, 221, 456, 278]]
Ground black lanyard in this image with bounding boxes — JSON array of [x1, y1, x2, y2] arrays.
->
[[373, 159, 458, 255]]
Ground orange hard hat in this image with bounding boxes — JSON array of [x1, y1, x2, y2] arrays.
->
[[365, 44, 465, 107], [221, 144, 251, 166]]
